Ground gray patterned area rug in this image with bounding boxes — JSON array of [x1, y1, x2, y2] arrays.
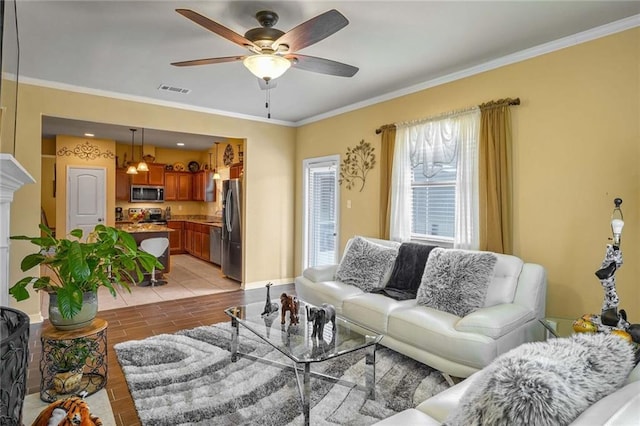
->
[[114, 322, 448, 425]]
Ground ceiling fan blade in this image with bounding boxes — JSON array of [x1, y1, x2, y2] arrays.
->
[[171, 56, 245, 67], [176, 9, 259, 51], [286, 54, 358, 77], [273, 9, 348, 52]]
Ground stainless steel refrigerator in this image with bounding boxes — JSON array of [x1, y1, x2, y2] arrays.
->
[[221, 179, 242, 281]]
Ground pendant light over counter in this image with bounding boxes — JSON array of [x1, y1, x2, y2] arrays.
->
[[126, 129, 138, 175], [136, 128, 149, 172], [212, 142, 221, 180]]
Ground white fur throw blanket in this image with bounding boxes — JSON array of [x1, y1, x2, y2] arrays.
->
[[445, 333, 636, 426]]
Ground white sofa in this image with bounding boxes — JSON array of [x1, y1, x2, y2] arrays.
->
[[295, 237, 547, 379], [375, 356, 640, 425]]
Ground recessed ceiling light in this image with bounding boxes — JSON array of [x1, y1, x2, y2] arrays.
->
[[177, 142, 185, 146], [84, 133, 95, 137]]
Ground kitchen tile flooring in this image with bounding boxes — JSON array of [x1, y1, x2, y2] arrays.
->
[[40, 254, 240, 316]]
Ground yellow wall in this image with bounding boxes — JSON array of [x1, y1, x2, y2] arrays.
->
[[40, 156, 56, 227], [7, 83, 295, 321], [295, 28, 640, 320]]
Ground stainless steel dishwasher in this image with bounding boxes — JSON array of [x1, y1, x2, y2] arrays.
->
[[210, 225, 222, 265]]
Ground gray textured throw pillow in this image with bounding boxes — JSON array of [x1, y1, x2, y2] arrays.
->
[[335, 236, 399, 292], [417, 248, 497, 317], [445, 333, 635, 426]]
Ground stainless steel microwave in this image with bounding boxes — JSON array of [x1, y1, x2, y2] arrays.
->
[[130, 185, 164, 203]]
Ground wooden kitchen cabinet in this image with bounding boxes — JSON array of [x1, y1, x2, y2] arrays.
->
[[115, 168, 130, 201], [165, 172, 192, 201], [202, 229, 211, 262], [167, 221, 185, 254], [192, 171, 215, 202], [230, 163, 243, 179], [183, 222, 213, 262], [184, 222, 193, 254], [130, 163, 165, 185]]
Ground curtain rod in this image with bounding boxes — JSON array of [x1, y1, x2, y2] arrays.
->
[[375, 97, 520, 134]]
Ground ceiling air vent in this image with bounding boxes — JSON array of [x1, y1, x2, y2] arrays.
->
[[158, 84, 191, 94]]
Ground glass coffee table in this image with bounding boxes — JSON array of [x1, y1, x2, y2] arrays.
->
[[225, 300, 382, 426]]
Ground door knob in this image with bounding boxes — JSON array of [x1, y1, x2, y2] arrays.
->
[[98, 218, 103, 222]]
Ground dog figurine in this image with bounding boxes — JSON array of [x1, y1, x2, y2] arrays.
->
[[280, 293, 299, 325], [306, 304, 336, 339]]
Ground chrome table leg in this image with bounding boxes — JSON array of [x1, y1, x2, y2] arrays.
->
[[365, 343, 377, 399]]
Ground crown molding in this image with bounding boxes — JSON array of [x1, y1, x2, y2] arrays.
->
[[296, 14, 640, 126], [12, 75, 296, 127]]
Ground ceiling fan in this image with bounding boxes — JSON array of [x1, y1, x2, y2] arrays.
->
[[171, 8, 359, 81]]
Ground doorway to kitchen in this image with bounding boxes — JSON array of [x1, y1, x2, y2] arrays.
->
[[302, 155, 340, 270]]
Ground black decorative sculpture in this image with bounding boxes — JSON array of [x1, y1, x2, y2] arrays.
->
[[306, 304, 336, 339], [260, 282, 279, 317], [574, 198, 640, 345]]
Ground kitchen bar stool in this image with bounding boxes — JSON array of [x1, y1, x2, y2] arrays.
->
[[139, 237, 169, 287]]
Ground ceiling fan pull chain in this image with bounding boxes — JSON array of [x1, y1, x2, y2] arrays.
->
[[265, 81, 272, 119]]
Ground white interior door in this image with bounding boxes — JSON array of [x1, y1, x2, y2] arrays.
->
[[302, 155, 340, 270], [67, 167, 106, 238]]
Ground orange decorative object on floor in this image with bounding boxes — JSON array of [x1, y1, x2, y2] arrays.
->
[[31, 396, 102, 426]]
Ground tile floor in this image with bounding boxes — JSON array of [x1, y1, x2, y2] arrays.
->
[[40, 254, 241, 316]]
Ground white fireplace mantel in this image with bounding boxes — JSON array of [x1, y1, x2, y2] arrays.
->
[[0, 153, 35, 307]]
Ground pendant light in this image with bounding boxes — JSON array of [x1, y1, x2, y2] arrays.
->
[[212, 142, 221, 180], [136, 128, 149, 172], [126, 129, 138, 175]]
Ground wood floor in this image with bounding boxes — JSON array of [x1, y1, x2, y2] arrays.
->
[[26, 284, 295, 426]]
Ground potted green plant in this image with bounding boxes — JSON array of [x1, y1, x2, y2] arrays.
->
[[10, 224, 162, 330], [48, 337, 98, 394]]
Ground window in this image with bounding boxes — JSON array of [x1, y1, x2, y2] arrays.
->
[[302, 156, 339, 269], [411, 159, 457, 242], [391, 109, 479, 248]]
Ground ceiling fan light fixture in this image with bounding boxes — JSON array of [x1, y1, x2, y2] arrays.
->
[[243, 54, 290, 81]]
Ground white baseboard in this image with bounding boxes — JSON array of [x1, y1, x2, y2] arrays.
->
[[243, 278, 294, 291]]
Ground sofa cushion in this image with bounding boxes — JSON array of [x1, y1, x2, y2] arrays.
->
[[484, 253, 523, 307], [417, 248, 497, 317], [444, 333, 636, 426], [335, 236, 399, 292], [454, 303, 535, 339], [302, 264, 338, 282], [294, 278, 364, 314], [342, 293, 418, 333], [387, 305, 497, 369]]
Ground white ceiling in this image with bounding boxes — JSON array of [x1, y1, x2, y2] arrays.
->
[[4, 1, 640, 150]]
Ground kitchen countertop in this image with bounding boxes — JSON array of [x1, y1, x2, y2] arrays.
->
[[167, 218, 222, 227], [116, 224, 174, 233]]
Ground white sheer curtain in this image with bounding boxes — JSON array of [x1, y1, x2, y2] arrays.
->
[[454, 110, 480, 249], [390, 126, 412, 241], [390, 108, 480, 248]]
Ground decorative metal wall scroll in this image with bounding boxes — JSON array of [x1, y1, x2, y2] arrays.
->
[[339, 139, 376, 192], [57, 141, 115, 161]]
